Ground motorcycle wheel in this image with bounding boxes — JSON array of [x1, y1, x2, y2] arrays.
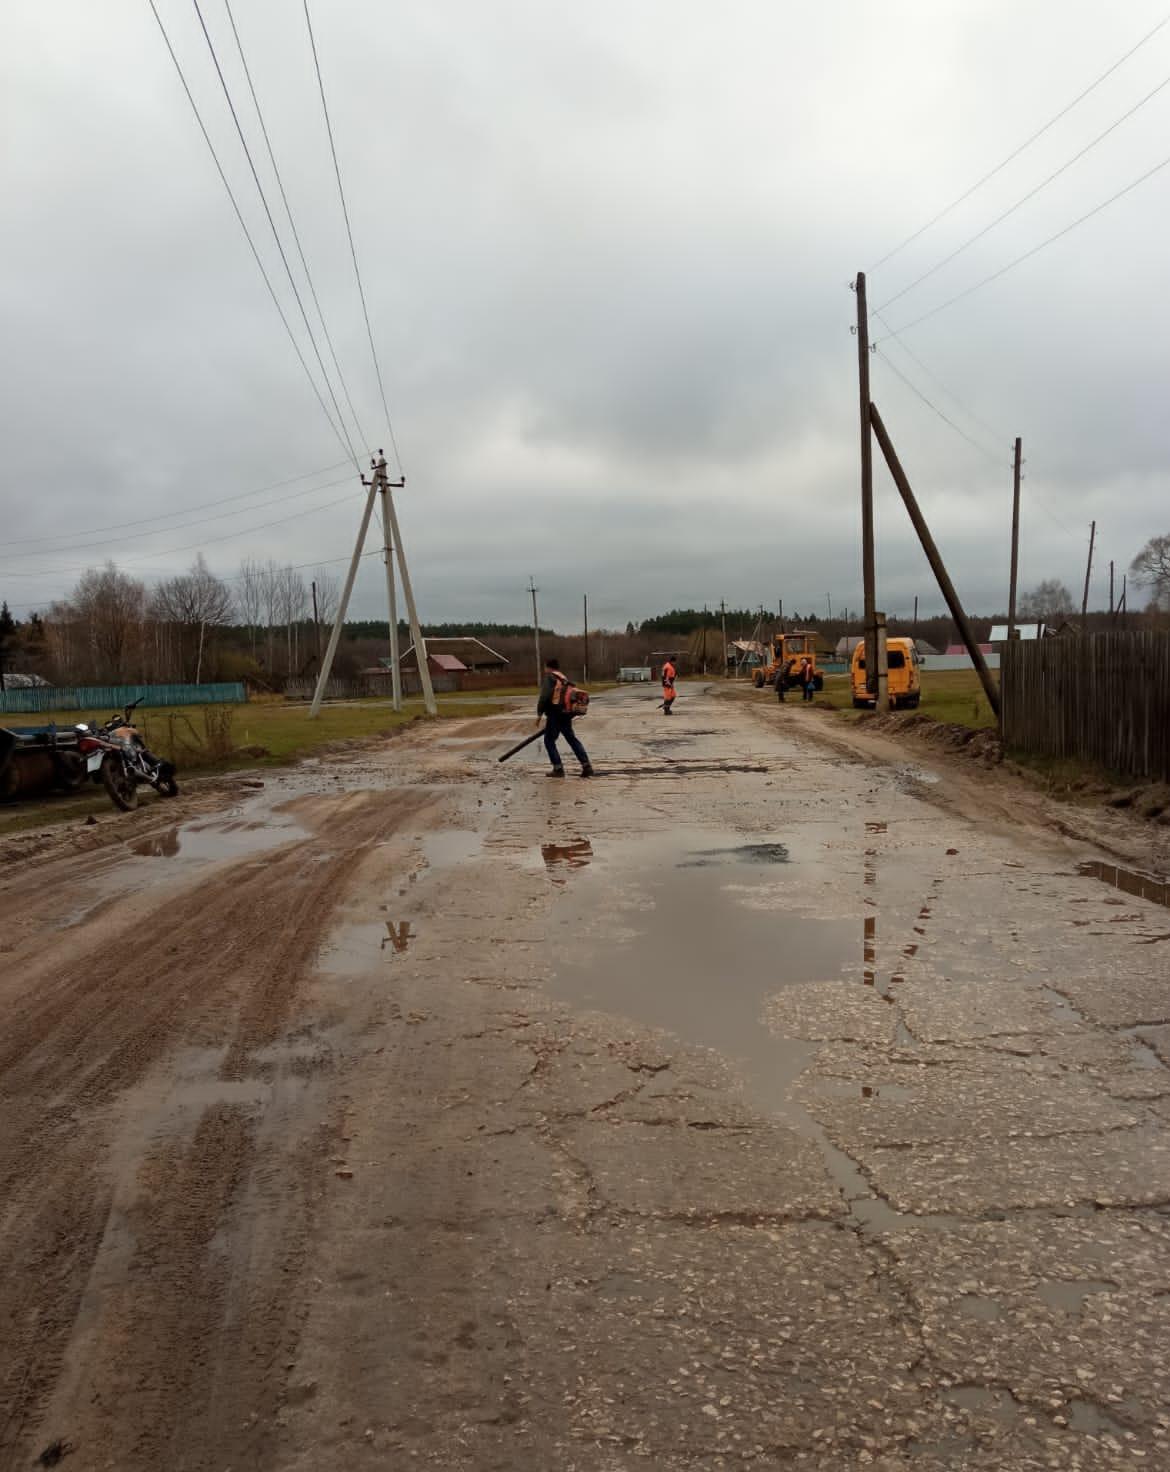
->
[[157, 775, 180, 798], [54, 752, 89, 792], [101, 754, 138, 811]]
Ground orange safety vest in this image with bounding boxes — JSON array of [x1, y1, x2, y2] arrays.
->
[[662, 661, 676, 688]]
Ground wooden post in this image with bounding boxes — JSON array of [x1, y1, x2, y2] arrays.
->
[[856, 273, 877, 694], [1081, 520, 1096, 629], [875, 611, 889, 714], [1110, 560, 1116, 622], [1007, 436, 1022, 641], [583, 593, 589, 684], [720, 599, 728, 679], [869, 401, 1001, 720]]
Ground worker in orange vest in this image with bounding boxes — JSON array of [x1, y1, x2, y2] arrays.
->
[[661, 655, 678, 716]]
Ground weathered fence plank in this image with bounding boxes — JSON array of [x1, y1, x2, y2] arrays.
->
[[1002, 633, 1170, 782]]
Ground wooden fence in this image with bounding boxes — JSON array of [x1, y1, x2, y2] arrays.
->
[[1001, 633, 1170, 782], [0, 681, 247, 716]]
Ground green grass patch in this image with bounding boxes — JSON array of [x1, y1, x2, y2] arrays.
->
[[814, 669, 999, 732]]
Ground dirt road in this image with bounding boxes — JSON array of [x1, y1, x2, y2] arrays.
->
[[2, 685, 1169, 1470]]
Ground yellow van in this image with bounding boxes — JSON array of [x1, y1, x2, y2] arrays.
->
[[851, 637, 922, 710]]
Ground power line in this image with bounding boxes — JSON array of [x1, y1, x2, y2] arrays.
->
[[0, 474, 355, 563], [875, 147, 1170, 339], [873, 347, 1006, 465], [4, 459, 350, 547], [190, 0, 361, 469], [875, 68, 1170, 313], [0, 485, 365, 579], [303, 0, 404, 474], [221, 0, 371, 458], [873, 311, 1010, 446], [146, 0, 353, 464], [869, 11, 1170, 272]]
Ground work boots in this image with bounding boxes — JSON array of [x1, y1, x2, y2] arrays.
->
[[547, 767, 565, 778]]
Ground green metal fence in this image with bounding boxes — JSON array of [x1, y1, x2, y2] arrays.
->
[[0, 682, 247, 716]]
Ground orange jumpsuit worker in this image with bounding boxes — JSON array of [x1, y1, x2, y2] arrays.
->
[[661, 656, 678, 716]]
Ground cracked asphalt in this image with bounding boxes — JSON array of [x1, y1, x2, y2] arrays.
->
[[2, 681, 1169, 1470]]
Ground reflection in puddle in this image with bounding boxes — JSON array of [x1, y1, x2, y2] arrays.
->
[[863, 915, 876, 987], [541, 839, 593, 884], [678, 842, 788, 869], [127, 812, 309, 862], [1077, 859, 1169, 908], [383, 920, 413, 953]]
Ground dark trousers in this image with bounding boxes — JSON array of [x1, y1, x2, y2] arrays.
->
[[803, 681, 815, 701], [544, 710, 589, 768]]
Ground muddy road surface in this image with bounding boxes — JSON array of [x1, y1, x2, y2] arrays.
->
[[2, 685, 1170, 1470]]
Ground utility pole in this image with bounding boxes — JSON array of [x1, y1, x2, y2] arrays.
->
[[912, 595, 919, 641], [583, 593, 589, 684], [701, 603, 709, 675], [379, 478, 403, 711], [311, 579, 323, 669], [856, 272, 877, 695], [1081, 519, 1096, 629], [1109, 560, 1115, 621], [528, 578, 542, 682], [1007, 436, 1022, 641], [720, 599, 727, 679], [310, 453, 435, 718], [826, 592, 832, 623], [778, 598, 784, 629]]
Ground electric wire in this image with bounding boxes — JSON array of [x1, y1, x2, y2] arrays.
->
[[0, 474, 355, 563], [190, 0, 361, 470], [875, 69, 1170, 313], [145, 0, 354, 465], [873, 347, 1006, 465], [303, 0, 404, 474], [0, 486, 366, 579], [872, 311, 1011, 448], [869, 10, 1170, 272], [4, 459, 351, 547], [221, 0, 371, 458], [875, 147, 1170, 340]]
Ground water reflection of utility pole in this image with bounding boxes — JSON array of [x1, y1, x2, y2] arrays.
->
[[383, 920, 413, 953]]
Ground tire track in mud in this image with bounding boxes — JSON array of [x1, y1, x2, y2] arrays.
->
[[0, 787, 436, 1472]]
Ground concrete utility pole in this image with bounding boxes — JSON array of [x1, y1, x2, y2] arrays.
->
[[528, 579, 541, 682], [1081, 520, 1096, 628], [379, 478, 403, 712], [310, 453, 435, 718], [583, 593, 589, 684], [856, 272, 877, 695], [311, 579, 323, 669], [875, 612, 889, 714], [1007, 436, 1022, 641], [380, 458, 435, 715]]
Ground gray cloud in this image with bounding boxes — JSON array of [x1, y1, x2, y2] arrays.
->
[[3, 0, 1168, 632]]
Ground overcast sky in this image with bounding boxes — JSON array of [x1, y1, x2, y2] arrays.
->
[[3, 1, 1169, 632]]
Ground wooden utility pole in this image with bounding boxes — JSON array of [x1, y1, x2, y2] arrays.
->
[[912, 595, 919, 641], [528, 578, 542, 682], [583, 593, 589, 684], [856, 273, 877, 695], [826, 592, 832, 622], [1007, 436, 1022, 641], [875, 612, 889, 714], [720, 599, 728, 678], [1110, 560, 1116, 621], [869, 403, 1000, 720], [701, 604, 709, 675], [1081, 520, 1096, 627]]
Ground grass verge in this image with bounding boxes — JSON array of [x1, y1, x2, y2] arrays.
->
[[812, 669, 999, 731]]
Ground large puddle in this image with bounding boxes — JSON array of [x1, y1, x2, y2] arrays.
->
[[1077, 859, 1170, 909], [127, 808, 310, 862], [548, 828, 855, 1118]]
